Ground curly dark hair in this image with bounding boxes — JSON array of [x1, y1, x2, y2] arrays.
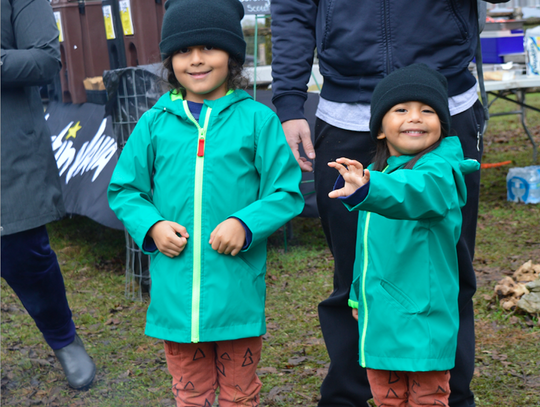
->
[[162, 54, 248, 96]]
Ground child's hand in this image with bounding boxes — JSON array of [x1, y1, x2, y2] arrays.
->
[[327, 157, 370, 199], [209, 218, 246, 256], [148, 221, 189, 258], [352, 308, 359, 321]]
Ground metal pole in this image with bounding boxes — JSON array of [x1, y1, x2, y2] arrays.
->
[[253, 15, 258, 100]]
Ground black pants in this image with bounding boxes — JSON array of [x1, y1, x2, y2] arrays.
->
[[314, 100, 484, 407], [1, 225, 76, 350]]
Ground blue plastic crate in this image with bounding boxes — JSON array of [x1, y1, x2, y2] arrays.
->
[[480, 30, 524, 64]]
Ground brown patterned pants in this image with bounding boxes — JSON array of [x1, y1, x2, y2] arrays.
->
[[367, 368, 451, 407], [164, 336, 262, 407]]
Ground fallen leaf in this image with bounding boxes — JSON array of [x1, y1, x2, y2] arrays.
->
[[287, 356, 308, 366], [267, 385, 293, 401], [119, 370, 131, 378], [30, 359, 51, 367], [257, 367, 278, 375]]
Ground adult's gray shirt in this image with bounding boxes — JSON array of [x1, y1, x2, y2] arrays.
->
[[1, 0, 66, 235]]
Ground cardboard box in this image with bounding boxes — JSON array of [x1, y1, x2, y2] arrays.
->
[[83, 76, 107, 104], [83, 76, 106, 91]]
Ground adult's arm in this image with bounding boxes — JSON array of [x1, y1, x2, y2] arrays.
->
[[1, 0, 61, 88], [345, 158, 460, 221], [271, 0, 318, 170], [271, 0, 318, 123]]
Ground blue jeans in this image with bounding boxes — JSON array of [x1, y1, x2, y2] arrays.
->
[[1, 225, 75, 350]]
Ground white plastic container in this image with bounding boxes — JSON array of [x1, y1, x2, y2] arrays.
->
[[525, 25, 540, 76], [507, 166, 540, 204]]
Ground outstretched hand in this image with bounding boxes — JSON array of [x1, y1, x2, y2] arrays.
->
[[148, 221, 189, 258], [209, 218, 246, 256], [328, 157, 370, 199]]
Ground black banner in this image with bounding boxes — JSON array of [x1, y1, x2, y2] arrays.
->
[[44, 90, 318, 231], [46, 102, 123, 230]]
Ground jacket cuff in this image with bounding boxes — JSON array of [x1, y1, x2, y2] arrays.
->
[[272, 93, 307, 123], [142, 234, 158, 254], [138, 219, 164, 255], [229, 216, 252, 250], [348, 299, 359, 309], [334, 175, 370, 206]]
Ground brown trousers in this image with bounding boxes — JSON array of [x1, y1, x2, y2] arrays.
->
[[367, 369, 451, 407], [164, 336, 262, 407]]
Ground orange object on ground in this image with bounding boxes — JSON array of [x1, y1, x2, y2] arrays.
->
[[480, 160, 512, 169]]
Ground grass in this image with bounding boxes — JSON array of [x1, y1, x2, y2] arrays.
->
[[1, 93, 540, 406], [470, 92, 540, 407]]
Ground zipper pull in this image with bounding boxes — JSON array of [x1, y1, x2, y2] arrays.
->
[[197, 137, 205, 157]]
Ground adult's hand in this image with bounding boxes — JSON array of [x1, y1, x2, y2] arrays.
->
[[282, 119, 315, 172]]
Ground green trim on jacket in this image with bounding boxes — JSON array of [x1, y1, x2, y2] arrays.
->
[[183, 100, 212, 343]]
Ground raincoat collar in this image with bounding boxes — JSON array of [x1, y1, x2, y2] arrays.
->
[[153, 89, 251, 118]]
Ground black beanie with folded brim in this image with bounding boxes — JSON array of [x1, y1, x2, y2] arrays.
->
[[369, 64, 451, 141], [159, 0, 246, 64]]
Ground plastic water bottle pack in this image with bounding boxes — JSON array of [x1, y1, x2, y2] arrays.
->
[[507, 166, 540, 204]]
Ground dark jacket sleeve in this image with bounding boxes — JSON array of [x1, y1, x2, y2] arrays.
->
[[270, 0, 318, 123], [1, 0, 61, 88]]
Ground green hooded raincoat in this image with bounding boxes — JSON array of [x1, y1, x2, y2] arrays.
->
[[108, 89, 304, 343], [347, 136, 479, 372]]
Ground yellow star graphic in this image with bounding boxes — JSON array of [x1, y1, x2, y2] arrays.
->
[[65, 121, 82, 140]]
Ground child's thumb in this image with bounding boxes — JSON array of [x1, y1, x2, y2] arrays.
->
[[171, 222, 189, 238]]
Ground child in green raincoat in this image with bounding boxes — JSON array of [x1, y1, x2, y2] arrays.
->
[[108, 0, 303, 405], [329, 64, 480, 407]]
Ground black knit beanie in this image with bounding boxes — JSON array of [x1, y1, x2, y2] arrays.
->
[[160, 0, 246, 64], [369, 64, 451, 141]]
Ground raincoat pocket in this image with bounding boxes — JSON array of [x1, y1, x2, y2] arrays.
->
[[379, 279, 424, 314], [237, 252, 265, 278]]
